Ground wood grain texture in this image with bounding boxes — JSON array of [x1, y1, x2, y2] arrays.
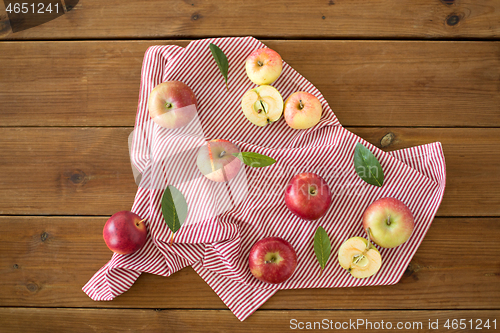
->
[[1, 308, 499, 332], [0, 217, 498, 309], [0, 0, 498, 329], [1, 0, 499, 40], [0, 127, 497, 216], [0, 41, 188, 127], [0, 41, 499, 127], [0, 128, 137, 215]]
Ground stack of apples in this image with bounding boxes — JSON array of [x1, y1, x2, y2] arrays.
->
[[242, 48, 324, 130]]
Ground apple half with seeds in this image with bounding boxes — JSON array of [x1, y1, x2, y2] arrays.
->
[[338, 237, 382, 279], [241, 85, 284, 127]]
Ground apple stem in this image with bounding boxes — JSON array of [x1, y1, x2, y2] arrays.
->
[[257, 60, 263, 67], [139, 218, 147, 224], [366, 228, 374, 251], [386, 215, 391, 226], [299, 100, 304, 110]]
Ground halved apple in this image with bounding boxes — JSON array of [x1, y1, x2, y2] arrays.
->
[[241, 85, 283, 127], [338, 237, 382, 279]]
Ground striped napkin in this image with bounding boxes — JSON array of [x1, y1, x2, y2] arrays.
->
[[83, 37, 446, 321]]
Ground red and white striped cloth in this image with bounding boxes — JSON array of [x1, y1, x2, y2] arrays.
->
[[83, 37, 446, 321]]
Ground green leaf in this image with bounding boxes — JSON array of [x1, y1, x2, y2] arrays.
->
[[353, 143, 384, 187], [313, 226, 332, 272], [232, 152, 276, 168], [209, 43, 229, 91], [161, 185, 188, 234]]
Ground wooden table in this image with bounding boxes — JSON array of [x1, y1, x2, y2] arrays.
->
[[1, 1, 499, 332]]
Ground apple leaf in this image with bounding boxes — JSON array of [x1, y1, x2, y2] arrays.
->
[[209, 43, 229, 92], [313, 226, 331, 275], [232, 152, 276, 168], [161, 185, 188, 237], [353, 143, 384, 187]]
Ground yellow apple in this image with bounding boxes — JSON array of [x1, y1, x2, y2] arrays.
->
[[245, 48, 283, 85], [284, 92, 323, 130]]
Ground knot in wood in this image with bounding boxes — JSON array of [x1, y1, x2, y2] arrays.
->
[[70, 170, 86, 184], [446, 14, 460, 26], [380, 132, 395, 148], [26, 282, 39, 293]]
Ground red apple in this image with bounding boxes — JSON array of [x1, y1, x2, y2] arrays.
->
[[245, 48, 283, 85], [196, 139, 242, 182], [284, 92, 323, 129], [284, 172, 332, 220], [249, 237, 298, 284], [103, 211, 147, 255], [362, 197, 415, 248], [148, 81, 198, 129]]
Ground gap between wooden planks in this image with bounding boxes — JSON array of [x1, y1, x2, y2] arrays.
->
[[0, 41, 499, 127], [0, 216, 498, 309], [0, 127, 497, 216], [0, 0, 499, 40], [0, 308, 499, 332]]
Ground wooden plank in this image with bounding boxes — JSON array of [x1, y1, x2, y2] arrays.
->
[[0, 127, 498, 216], [0, 128, 138, 215], [0, 217, 498, 309], [1, 308, 499, 332], [0, 41, 188, 127], [0, 41, 499, 127], [1, 0, 499, 40]]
